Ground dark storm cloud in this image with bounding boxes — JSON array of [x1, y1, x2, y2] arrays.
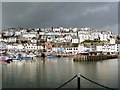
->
[[2, 2, 118, 33], [0, 2, 2, 29]]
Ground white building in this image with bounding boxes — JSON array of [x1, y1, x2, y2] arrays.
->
[[78, 30, 90, 43], [65, 47, 78, 54], [99, 31, 111, 41], [22, 33, 37, 39], [0, 42, 7, 50], [52, 47, 65, 53], [55, 37, 65, 43], [110, 44, 118, 53], [46, 36, 55, 42], [72, 28, 78, 32], [39, 32, 45, 35], [15, 31, 21, 36], [63, 28, 70, 32], [7, 37, 16, 43], [3, 31, 14, 36], [78, 28, 112, 43], [30, 39, 37, 43], [90, 31, 100, 40], [53, 27, 61, 32], [0, 37, 16, 43], [99, 34, 110, 41], [72, 36, 79, 43], [109, 38, 116, 44], [70, 32, 77, 36], [78, 43, 118, 54], [0, 33, 2, 38], [64, 35, 72, 42], [78, 44, 91, 53], [24, 44, 43, 50], [7, 44, 24, 50], [96, 44, 118, 53], [78, 44, 84, 53], [46, 32, 61, 36], [96, 46, 103, 52], [0, 38, 7, 42]]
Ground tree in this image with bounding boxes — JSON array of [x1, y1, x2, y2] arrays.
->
[[116, 36, 120, 40], [72, 43, 79, 47]]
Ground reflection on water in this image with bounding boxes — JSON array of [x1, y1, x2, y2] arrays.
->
[[2, 58, 118, 88]]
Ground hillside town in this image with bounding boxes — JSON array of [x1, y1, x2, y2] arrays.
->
[[0, 27, 119, 56]]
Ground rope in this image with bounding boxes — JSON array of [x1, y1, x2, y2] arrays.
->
[[55, 74, 116, 90], [55, 75, 77, 90], [81, 75, 115, 90]]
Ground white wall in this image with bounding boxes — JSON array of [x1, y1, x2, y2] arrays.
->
[[22, 33, 37, 38], [72, 39, 79, 43], [96, 44, 118, 53], [24, 45, 43, 50], [0, 34, 1, 38], [78, 45, 84, 53], [96, 46, 103, 52], [65, 47, 78, 54], [109, 38, 115, 44], [15, 31, 21, 36], [53, 28, 61, 32], [7, 44, 24, 50]]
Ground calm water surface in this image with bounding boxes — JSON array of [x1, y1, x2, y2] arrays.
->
[[2, 57, 118, 89]]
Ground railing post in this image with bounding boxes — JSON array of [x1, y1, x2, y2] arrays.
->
[[77, 73, 81, 90]]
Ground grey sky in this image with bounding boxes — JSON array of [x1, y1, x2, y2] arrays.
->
[[0, 2, 2, 30], [1, 0, 119, 2], [2, 2, 118, 33]]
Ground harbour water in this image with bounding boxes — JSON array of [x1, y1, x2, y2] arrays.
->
[[1, 57, 118, 89]]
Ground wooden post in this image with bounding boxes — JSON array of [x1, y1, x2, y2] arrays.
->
[[77, 73, 81, 90]]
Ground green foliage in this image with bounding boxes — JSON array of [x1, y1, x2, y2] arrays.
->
[[72, 43, 79, 47], [84, 40, 93, 43], [21, 40, 28, 44], [82, 39, 102, 43], [16, 40, 19, 43], [117, 36, 120, 40]]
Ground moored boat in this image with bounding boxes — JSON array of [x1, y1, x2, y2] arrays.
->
[[0, 56, 12, 63], [26, 53, 36, 58], [47, 55, 61, 58]]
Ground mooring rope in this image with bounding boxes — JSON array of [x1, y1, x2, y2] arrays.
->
[[81, 75, 115, 90], [55, 75, 77, 90], [55, 74, 116, 90]]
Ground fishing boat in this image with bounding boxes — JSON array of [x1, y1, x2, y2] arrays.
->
[[6, 53, 33, 61], [26, 53, 36, 58], [0, 56, 12, 63], [0, 60, 9, 63], [45, 51, 61, 58], [12, 53, 34, 60], [0, 50, 6, 54]]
